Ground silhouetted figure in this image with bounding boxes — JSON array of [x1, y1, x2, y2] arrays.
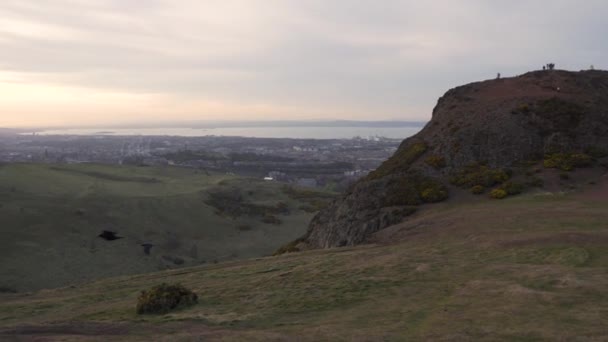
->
[[141, 243, 154, 255], [98, 230, 122, 241], [543, 66, 546, 71], [497, 73, 501, 79]]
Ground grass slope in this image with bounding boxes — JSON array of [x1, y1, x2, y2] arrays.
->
[[0, 189, 606, 341], [0, 163, 330, 291]]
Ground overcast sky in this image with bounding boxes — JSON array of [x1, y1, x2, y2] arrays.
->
[[1, 0, 607, 127]]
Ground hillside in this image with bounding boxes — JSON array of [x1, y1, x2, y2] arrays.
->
[[304, 70, 608, 248], [0, 163, 334, 291], [0, 188, 606, 340]]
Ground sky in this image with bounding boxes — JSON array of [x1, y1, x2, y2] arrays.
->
[[1, 0, 607, 128]]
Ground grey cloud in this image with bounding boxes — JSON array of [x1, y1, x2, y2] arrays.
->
[[1, 0, 607, 121]]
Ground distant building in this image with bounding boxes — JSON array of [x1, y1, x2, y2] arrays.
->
[[264, 176, 274, 181]]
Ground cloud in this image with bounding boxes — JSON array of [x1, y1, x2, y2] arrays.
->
[[0, 0, 607, 126]]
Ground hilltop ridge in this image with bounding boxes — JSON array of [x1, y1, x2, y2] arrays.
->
[[302, 69, 608, 248]]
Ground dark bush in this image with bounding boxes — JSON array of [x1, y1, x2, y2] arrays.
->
[[136, 283, 198, 315], [470, 185, 485, 194], [585, 147, 608, 159], [501, 182, 524, 195], [273, 238, 305, 256], [383, 173, 449, 206], [425, 155, 446, 169], [450, 163, 510, 188], [544, 153, 593, 171]]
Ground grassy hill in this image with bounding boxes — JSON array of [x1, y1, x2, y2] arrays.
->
[[0, 163, 334, 291], [0, 183, 606, 340]]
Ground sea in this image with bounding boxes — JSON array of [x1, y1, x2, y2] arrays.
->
[[31, 126, 424, 140]]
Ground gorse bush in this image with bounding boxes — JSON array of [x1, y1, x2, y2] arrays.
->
[[490, 188, 508, 199], [420, 187, 448, 203], [383, 173, 449, 206], [543, 153, 593, 171], [425, 155, 446, 170], [450, 162, 510, 188], [136, 283, 198, 315], [368, 142, 427, 180], [489, 182, 524, 200], [470, 185, 485, 195], [501, 182, 524, 195]]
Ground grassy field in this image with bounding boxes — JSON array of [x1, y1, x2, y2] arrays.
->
[[0, 186, 606, 341], [0, 163, 333, 291]]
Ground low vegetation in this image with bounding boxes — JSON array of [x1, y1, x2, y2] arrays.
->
[[490, 188, 508, 199], [384, 173, 449, 206], [205, 188, 288, 222], [424, 155, 446, 169], [273, 237, 306, 256], [368, 141, 427, 179], [470, 184, 485, 194], [490, 181, 524, 199], [0, 164, 320, 291], [136, 283, 198, 315], [1, 191, 606, 340], [449, 162, 511, 188], [282, 186, 336, 213], [543, 153, 593, 171]]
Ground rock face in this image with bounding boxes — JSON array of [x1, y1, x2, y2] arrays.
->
[[304, 70, 608, 249]]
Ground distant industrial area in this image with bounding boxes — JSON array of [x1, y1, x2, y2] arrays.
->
[[0, 129, 401, 191]]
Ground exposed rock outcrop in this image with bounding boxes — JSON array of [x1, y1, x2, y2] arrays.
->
[[303, 70, 608, 249]]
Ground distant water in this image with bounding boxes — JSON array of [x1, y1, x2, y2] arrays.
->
[[32, 126, 424, 140]]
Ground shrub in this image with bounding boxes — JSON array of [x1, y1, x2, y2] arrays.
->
[[450, 163, 511, 188], [368, 141, 427, 180], [501, 182, 524, 195], [544, 153, 593, 171], [136, 283, 198, 315], [273, 238, 305, 256], [420, 186, 448, 203], [569, 154, 593, 167], [585, 147, 608, 159], [490, 188, 508, 199], [559, 172, 570, 180], [470, 185, 485, 194], [425, 155, 446, 169], [384, 173, 449, 206]]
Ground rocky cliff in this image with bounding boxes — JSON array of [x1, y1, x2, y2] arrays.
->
[[303, 70, 608, 249]]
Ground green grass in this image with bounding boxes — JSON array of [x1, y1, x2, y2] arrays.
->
[[0, 186, 606, 340], [0, 163, 331, 292]]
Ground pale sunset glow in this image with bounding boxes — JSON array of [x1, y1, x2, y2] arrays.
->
[[1, 1, 607, 127]]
